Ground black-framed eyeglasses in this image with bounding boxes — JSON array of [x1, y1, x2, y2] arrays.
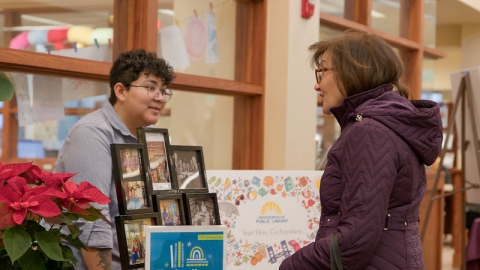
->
[[315, 67, 335, 83], [129, 84, 173, 102]]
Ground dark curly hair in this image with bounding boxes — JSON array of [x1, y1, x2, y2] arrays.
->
[[108, 49, 175, 105]]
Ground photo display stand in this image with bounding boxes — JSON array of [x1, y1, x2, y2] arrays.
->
[[421, 69, 480, 269]]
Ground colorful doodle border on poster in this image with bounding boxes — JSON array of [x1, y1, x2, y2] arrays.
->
[[206, 170, 323, 269]]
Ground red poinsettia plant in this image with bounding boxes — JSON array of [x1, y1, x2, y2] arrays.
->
[[0, 162, 111, 270]]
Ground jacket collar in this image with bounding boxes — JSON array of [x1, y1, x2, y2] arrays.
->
[[330, 84, 393, 129]]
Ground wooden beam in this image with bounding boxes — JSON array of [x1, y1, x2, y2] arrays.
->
[[0, 47, 262, 97], [113, 0, 158, 59], [320, 11, 445, 60], [233, 0, 266, 169], [171, 74, 263, 96], [3, 10, 21, 46], [2, 6, 111, 14], [0, 48, 110, 81], [2, 11, 21, 162], [344, 0, 371, 27], [399, 0, 424, 99]]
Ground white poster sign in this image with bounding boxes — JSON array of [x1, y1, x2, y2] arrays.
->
[[206, 170, 323, 269], [451, 67, 480, 204]]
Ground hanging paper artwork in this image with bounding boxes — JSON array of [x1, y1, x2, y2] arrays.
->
[[11, 73, 65, 126], [205, 11, 219, 64], [159, 24, 191, 71], [183, 16, 207, 60]]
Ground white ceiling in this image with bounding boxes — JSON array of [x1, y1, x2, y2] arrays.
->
[[437, 0, 480, 25]]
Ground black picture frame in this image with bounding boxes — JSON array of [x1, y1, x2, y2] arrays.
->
[[153, 194, 186, 226], [115, 212, 160, 269], [183, 193, 220, 226], [137, 127, 177, 195], [111, 143, 153, 215], [170, 145, 208, 193]]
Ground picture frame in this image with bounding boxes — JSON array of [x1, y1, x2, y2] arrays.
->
[[170, 145, 208, 193], [145, 225, 228, 270], [183, 193, 221, 226], [115, 212, 161, 269], [153, 194, 186, 226], [111, 143, 153, 215], [137, 127, 177, 194]]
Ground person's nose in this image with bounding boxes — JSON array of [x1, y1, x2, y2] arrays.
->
[[314, 81, 320, 92]]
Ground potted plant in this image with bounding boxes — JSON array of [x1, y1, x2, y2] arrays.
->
[[0, 162, 111, 270]]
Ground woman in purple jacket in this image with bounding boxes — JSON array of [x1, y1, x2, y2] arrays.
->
[[280, 30, 443, 269]]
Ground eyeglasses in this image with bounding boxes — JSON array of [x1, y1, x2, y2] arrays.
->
[[129, 84, 173, 102], [315, 67, 335, 83]]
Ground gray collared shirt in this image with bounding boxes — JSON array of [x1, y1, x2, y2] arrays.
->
[[55, 100, 137, 269]]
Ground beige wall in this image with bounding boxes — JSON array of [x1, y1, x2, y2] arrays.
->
[[434, 24, 480, 101], [264, 0, 319, 170]]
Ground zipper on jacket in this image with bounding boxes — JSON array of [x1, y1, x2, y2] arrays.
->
[[384, 213, 391, 230]]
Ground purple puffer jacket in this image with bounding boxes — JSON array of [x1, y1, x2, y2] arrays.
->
[[279, 84, 442, 270]]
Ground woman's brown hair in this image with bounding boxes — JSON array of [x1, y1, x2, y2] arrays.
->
[[309, 30, 411, 99]]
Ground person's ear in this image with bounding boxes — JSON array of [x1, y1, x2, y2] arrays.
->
[[114, 83, 128, 102]]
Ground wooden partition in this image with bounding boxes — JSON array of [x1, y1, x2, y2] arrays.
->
[[449, 169, 464, 268], [420, 169, 445, 270]]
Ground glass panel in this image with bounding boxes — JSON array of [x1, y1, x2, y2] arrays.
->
[[156, 90, 234, 170], [371, 0, 400, 37], [319, 0, 345, 18], [320, 25, 342, 41], [157, 0, 237, 80], [424, 0, 436, 48], [1, 1, 114, 61], [17, 93, 107, 159], [4, 69, 233, 169], [422, 58, 435, 93], [316, 26, 342, 169], [0, 71, 108, 159]]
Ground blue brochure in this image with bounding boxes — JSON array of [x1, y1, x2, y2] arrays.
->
[[145, 225, 227, 270]]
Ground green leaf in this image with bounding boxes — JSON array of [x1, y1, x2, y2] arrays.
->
[[17, 248, 46, 270], [61, 233, 86, 250], [3, 226, 31, 263], [25, 220, 46, 239], [67, 225, 79, 239], [34, 231, 66, 262], [60, 244, 78, 266]]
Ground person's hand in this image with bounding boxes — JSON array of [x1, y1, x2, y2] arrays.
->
[[81, 247, 113, 270]]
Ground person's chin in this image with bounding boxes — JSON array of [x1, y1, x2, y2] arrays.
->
[[322, 107, 332, 115], [145, 114, 160, 125]]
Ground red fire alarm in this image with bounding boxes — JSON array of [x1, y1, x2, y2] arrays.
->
[[301, 0, 316, 19]]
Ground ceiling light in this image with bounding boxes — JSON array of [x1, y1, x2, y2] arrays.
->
[[158, 9, 174, 16], [371, 10, 386, 18], [21, 14, 72, 26]]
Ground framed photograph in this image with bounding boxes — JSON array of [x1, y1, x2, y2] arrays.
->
[[153, 194, 186, 226], [170, 145, 208, 193], [111, 143, 153, 215], [145, 225, 227, 270], [137, 127, 176, 194], [115, 213, 160, 269], [183, 193, 220, 226]]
